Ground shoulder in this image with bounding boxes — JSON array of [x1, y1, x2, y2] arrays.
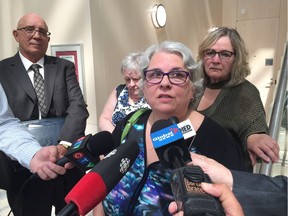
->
[[116, 84, 126, 97], [224, 80, 261, 103], [116, 84, 126, 92], [112, 109, 151, 145], [199, 116, 236, 141], [44, 55, 74, 66], [0, 53, 19, 65], [234, 80, 260, 93]]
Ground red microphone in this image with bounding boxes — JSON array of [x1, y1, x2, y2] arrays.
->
[[57, 139, 139, 216]]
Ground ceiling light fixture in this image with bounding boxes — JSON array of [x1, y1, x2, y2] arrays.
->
[[151, 4, 167, 28]]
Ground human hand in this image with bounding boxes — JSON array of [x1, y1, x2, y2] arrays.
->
[[188, 153, 233, 189], [56, 144, 75, 169], [168, 183, 244, 216], [29, 146, 66, 180], [201, 183, 244, 216], [247, 133, 279, 165], [56, 143, 68, 156]]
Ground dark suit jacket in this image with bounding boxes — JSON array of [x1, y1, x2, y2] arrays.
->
[[0, 52, 89, 143], [232, 170, 287, 216]]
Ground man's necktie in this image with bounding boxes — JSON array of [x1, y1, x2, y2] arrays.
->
[[30, 64, 47, 117]]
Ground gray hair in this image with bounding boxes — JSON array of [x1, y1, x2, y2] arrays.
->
[[140, 40, 202, 107], [121, 52, 143, 74]]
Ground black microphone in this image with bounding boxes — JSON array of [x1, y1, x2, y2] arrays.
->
[[151, 118, 224, 216], [57, 139, 140, 216], [150, 118, 191, 169], [57, 131, 115, 171], [29, 131, 115, 182]]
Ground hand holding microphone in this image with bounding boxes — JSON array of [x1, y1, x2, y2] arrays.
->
[[31, 131, 115, 181], [151, 117, 224, 216], [56, 131, 115, 171], [57, 139, 140, 216]]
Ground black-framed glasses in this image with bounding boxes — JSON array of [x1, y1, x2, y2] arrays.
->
[[144, 69, 190, 85], [17, 26, 51, 37], [203, 49, 235, 60]]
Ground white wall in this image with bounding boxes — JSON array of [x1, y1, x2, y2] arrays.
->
[[0, 0, 286, 133], [0, 0, 223, 133], [0, 0, 97, 133]]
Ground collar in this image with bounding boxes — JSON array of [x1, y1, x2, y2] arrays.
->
[[206, 79, 229, 89], [19, 52, 44, 71]]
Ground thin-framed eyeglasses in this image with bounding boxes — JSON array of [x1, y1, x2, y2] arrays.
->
[[144, 69, 190, 85], [17, 26, 51, 37], [203, 49, 235, 61]]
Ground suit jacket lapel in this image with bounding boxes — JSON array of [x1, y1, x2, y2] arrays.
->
[[11, 54, 37, 102], [44, 56, 58, 110]]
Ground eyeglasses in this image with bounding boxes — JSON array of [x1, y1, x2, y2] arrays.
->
[[17, 26, 51, 37], [203, 49, 235, 60], [144, 69, 190, 85]]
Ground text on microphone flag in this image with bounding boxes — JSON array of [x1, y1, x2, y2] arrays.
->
[[151, 123, 184, 148]]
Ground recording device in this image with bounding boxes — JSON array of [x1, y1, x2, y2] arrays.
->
[[57, 139, 140, 216], [57, 131, 115, 171], [151, 118, 224, 216]]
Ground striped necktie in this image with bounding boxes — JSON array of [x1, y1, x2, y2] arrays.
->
[[30, 64, 47, 117]]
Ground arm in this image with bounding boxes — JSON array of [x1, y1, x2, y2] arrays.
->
[[93, 203, 105, 216], [247, 133, 279, 165], [189, 153, 287, 216], [56, 60, 89, 143], [0, 84, 41, 169], [232, 170, 287, 216], [98, 88, 118, 132], [0, 84, 67, 179], [239, 82, 279, 164]]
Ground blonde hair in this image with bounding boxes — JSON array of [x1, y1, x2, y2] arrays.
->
[[197, 26, 250, 87]]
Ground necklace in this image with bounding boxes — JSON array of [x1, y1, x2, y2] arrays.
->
[[206, 79, 228, 89]]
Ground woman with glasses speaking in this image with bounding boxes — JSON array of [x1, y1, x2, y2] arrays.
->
[[193, 27, 279, 172], [94, 40, 244, 216]]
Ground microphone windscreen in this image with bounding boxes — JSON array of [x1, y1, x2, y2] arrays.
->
[[168, 116, 179, 124], [65, 139, 139, 216], [151, 119, 173, 133], [87, 131, 115, 155], [151, 118, 191, 169]]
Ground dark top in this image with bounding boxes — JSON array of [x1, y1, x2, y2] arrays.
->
[[194, 80, 267, 170], [103, 110, 243, 215]]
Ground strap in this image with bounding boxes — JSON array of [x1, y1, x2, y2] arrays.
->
[[116, 84, 126, 98], [120, 108, 148, 143]]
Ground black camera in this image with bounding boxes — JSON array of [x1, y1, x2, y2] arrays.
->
[[170, 165, 225, 216]]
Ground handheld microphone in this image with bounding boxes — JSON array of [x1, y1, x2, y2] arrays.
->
[[150, 118, 191, 169], [57, 131, 115, 171], [57, 139, 140, 216], [29, 131, 115, 182], [151, 117, 224, 216]]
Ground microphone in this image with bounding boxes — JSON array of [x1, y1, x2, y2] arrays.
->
[[150, 118, 192, 169], [151, 117, 224, 216], [57, 131, 115, 171], [57, 139, 140, 216], [29, 131, 115, 182]]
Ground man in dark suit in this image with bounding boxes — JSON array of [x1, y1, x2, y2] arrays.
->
[[0, 12, 89, 216]]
